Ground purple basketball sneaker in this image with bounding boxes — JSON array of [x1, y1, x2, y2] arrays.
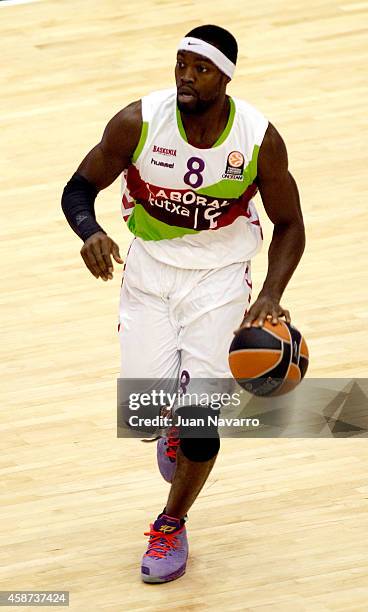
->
[[157, 426, 180, 483], [141, 514, 188, 583]]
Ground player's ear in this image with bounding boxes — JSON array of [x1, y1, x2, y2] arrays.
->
[[222, 74, 231, 87]]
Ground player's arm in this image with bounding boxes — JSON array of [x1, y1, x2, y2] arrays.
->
[[61, 100, 142, 281], [239, 122, 306, 328]]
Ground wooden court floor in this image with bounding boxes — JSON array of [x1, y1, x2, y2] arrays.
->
[[1, 0, 368, 610]]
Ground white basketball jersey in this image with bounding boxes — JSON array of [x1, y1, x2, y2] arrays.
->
[[121, 88, 268, 269]]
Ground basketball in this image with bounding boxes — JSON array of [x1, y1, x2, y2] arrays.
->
[[229, 320, 309, 396]]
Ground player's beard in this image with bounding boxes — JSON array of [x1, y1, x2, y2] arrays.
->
[[176, 94, 218, 115]]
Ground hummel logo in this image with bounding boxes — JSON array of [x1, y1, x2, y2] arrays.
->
[[151, 158, 174, 169]]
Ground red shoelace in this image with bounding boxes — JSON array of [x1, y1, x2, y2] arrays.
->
[[144, 525, 181, 558], [165, 426, 180, 460]]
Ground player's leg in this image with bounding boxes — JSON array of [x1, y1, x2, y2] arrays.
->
[[141, 257, 251, 584], [118, 242, 190, 583], [157, 261, 251, 481], [164, 425, 220, 518], [163, 261, 251, 519]]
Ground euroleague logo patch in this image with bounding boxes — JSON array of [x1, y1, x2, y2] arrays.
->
[[222, 150, 245, 181]]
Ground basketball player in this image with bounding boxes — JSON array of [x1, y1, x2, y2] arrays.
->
[[62, 25, 305, 583]]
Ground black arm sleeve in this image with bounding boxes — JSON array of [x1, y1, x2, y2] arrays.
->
[[61, 173, 107, 242]]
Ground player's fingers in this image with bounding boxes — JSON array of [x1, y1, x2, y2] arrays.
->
[[271, 309, 280, 325], [87, 246, 108, 280], [241, 309, 259, 329], [254, 310, 268, 327], [100, 240, 114, 278], [242, 305, 264, 329], [278, 307, 291, 323], [81, 248, 100, 279], [91, 241, 108, 278], [111, 241, 124, 264], [81, 255, 98, 278]]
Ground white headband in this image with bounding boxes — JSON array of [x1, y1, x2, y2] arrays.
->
[[178, 36, 235, 79]]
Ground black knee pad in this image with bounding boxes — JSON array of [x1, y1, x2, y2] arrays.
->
[[180, 435, 220, 462], [176, 405, 220, 462]]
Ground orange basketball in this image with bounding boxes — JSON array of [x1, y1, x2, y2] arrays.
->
[[229, 320, 309, 396]]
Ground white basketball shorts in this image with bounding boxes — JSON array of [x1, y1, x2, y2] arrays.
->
[[118, 238, 252, 380]]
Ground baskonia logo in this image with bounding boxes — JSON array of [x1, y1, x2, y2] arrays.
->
[[152, 145, 177, 157], [222, 150, 245, 181]]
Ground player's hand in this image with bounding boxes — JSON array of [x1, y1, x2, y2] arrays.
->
[[235, 293, 291, 332], [80, 231, 124, 281]]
